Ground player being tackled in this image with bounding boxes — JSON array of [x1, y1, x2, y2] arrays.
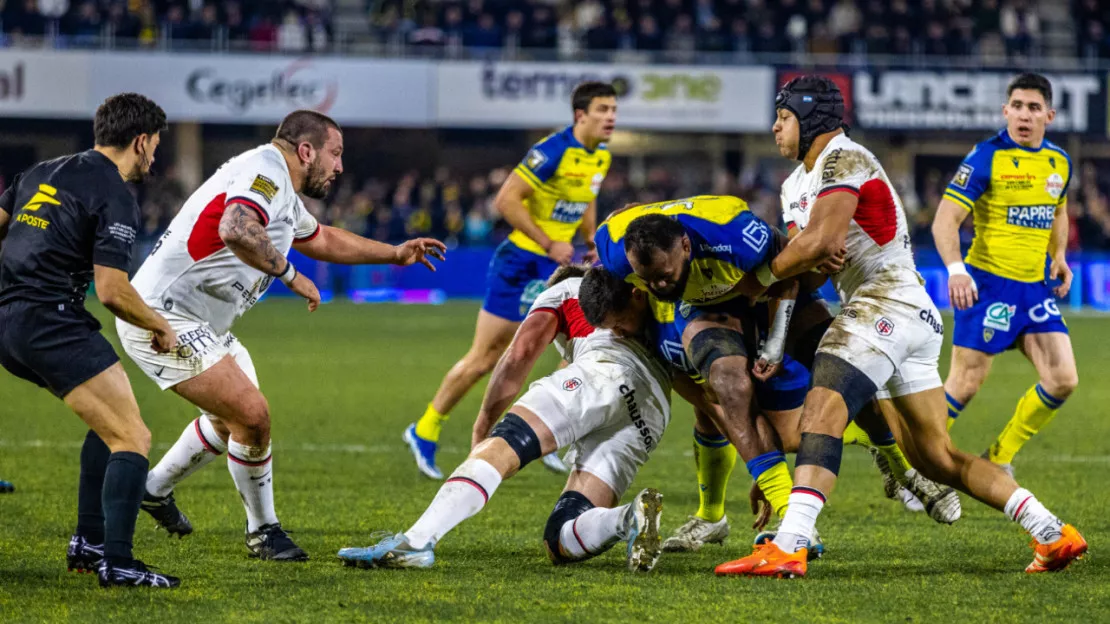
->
[[339, 266, 672, 572]]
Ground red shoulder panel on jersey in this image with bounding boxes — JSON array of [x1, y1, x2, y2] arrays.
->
[[817, 184, 860, 198], [854, 178, 897, 246], [558, 299, 594, 339], [224, 196, 271, 226], [295, 223, 321, 243], [187, 193, 228, 262]]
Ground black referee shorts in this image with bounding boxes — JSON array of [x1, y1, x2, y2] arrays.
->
[[0, 300, 120, 399]]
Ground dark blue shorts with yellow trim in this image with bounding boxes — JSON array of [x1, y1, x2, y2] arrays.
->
[[482, 240, 560, 322], [952, 265, 1068, 355]]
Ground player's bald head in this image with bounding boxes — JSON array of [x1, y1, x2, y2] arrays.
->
[[275, 110, 341, 149]]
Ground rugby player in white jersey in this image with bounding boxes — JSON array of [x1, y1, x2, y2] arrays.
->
[[338, 266, 672, 572], [716, 76, 1086, 578], [117, 110, 446, 561]]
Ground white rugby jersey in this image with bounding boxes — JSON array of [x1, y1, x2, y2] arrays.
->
[[780, 133, 919, 302], [131, 144, 320, 335], [528, 277, 671, 390]]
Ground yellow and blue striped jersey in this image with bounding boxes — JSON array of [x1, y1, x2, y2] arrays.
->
[[943, 129, 1071, 283], [510, 126, 611, 256], [595, 195, 773, 305]]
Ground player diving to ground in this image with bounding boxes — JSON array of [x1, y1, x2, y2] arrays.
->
[[716, 75, 1085, 578], [338, 266, 673, 572], [932, 73, 1077, 476], [406, 82, 617, 479], [118, 110, 446, 561]]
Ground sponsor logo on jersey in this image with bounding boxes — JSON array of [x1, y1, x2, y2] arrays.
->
[[953, 164, 973, 189], [918, 308, 943, 334], [700, 243, 732, 254], [619, 383, 655, 449], [1045, 172, 1065, 200], [176, 327, 218, 359], [563, 377, 582, 391], [15, 183, 59, 229], [742, 219, 769, 252], [525, 148, 547, 171], [875, 317, 895, 336], [1006, 205, 1055, 230], [821, 148, 843, 183], [1029, 298, 1061, 323], [249, 174, 279, 203], [551, 200, 588, 223], [983, 302, 1016, 331]]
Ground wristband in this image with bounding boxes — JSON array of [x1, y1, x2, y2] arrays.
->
[[945, 262, 969, 277], [759, 299, 794, 365], [755, 263, 780, 287], [279, 261, 298, 286]]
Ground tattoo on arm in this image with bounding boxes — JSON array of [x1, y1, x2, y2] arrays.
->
[[217, 203, 286, 276]]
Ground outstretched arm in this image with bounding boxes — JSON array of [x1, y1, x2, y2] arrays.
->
[[293, 224, 445, 271], [219, 202, 321, 311], [472, 311, 559, 447]]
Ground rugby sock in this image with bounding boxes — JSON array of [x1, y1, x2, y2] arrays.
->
[[76, 430, 110, 544], [415, 403, 448, 443], [877, 441, 914, 477], [772, 487, 826, 554], [405, 458, 502, 549], [946, 392, 965, 431], [102, 451, 149, 563], [227, 440, 277, 533], [990, 384, 1064, 465], [557, 505, 627, 560], [693, 429, 736, 523], [748, 451, 792, 518], [841, 421, 873, 447], [1005, 488, 1064, 545], [147, 417, 227, 498]]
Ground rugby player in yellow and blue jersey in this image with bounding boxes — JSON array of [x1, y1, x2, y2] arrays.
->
[[406, 82, 617, 479], [932, 73, 1078, 476]]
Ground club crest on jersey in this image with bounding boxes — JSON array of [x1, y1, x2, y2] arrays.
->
[[983, 328, 994, 342], [875, 317, 895, 336], [953, 164, 973, 189], [563, 377, 583, 391], [1045, 173, 1065, 200], [983, 302, 1016, 331], [249, 174, 278, 202], [526, 148, 547, 171]]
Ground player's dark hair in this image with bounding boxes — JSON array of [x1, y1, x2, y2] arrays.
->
[[579, 267, 634, 327], [624, 214, 685, 268], [93, 93, 167, 149], [572, 81, 617, 115], [1007, 73, 1053, 106], [275, 110, 341, 149], [547, 264, 590, 287]]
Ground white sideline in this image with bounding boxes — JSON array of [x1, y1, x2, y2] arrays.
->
[[1, 438, 1107, 464]]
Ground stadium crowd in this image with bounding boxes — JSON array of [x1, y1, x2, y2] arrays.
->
[[122, 156, 1110, 254], [0, 0, 1071, 61]]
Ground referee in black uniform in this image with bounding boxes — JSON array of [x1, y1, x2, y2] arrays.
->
[[0, 93, 180, 588]]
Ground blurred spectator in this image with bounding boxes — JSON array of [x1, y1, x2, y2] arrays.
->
[[523, 5, 556, 49], [192, 3, 220, 43], [1000, 0, 1039, 57], [585, 13, 617, 50], [277, 9, 307, 52], [67, 0, 100, 45], [408, 12, 444, 48], [636, 15, 662, 51], [463, 12, 501, 48], [249, 14, 277, 51]]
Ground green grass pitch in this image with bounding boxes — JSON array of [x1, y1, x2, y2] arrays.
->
[[0, 300, 1106, 622]]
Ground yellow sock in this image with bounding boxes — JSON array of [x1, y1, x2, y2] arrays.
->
[[876, 441, 913, 475], [692, 431, 737, 523], [415, 403, 448, 442], [754, 461, 793, 519], [990, 384, 1064, 465], [842, 421, 872, 447]]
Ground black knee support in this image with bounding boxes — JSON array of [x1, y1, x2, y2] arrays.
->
[[687, 327, 748, 382], [543, 490, 595, 564], [810, 352, 879, 420], [490, 413, 543, 467], [796, 432, 843, 476]]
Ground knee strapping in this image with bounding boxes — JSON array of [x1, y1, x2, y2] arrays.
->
[[796, 432, 843, 476], [687, 327, 748, 382], [490, 413, 542, 467], [810, 353, 879, 420], [543, 490, 595, 564]]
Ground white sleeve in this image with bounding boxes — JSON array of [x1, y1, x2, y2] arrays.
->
[[224, 152, 288, 225], [780, 186, 795, 227], [817, 146, 873, 196], [293, 199, 321, 242]]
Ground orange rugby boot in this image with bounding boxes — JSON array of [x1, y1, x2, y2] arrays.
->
[[715, 541, 807, 578], [1026, 524, 1088, 573]]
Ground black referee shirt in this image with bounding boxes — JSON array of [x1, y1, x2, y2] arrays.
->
[[0, 150, 140, 310]]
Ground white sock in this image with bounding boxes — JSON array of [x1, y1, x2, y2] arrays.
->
[[772, 488, 826, 553], [1005, 488, 1064, 544], [146, 417, 227, 498], [556, 505, 628, 560], [227, 439, 278, 533], [404, 458, 503, 549]]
